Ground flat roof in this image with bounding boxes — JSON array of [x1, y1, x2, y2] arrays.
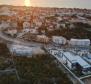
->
[[70, 39, 90, 41], [63, 52, 77, 62], [63, 52, 91, 68]]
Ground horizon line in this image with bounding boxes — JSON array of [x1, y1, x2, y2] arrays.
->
[[0, 4, 91, 10]]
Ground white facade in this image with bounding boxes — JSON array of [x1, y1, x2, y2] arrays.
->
[[62, 52, 91, 74], [5, 29, 17, 36], [22, 28, 38, 34], [10, 44, 32, 56], [69, 39, 90, 46], [23, 21, 30, 29], [29, 29, 38, 34], [0, 21, 10, 29], [35, 21, 42, 27], [10, 44, 45, 56], [49, 49, 91, 74], [52, 36, 67, 45], [60, 23, 66, 28]]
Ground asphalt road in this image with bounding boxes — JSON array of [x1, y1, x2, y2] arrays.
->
[[0, 31, 43, 47]]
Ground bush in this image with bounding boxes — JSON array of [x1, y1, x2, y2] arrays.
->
[[14, 54, 73, 84]]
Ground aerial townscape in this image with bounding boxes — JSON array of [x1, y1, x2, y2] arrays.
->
[[0, 0, 91, 84]]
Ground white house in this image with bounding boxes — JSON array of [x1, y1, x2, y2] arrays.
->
[[69, 39, 90, 46], [0, 21, 10, 30], [35, 20, 42, 27], [60, 23, 66, 28], [30, 29, 38, 34], [9, 44, 45, 56], [22, 28, 38, 35], [52, 36, 67, 45], [23, 21, 30, 29]]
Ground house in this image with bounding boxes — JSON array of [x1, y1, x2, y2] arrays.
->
[[69, 39, 90, 46], [4, 28, 17, 37], [56, 23, 61, 29], [0, 21, 10, 30], [10, 44, 33, 56], [69, 23, 75, 29], [47, 25, 54, 31], [36, 35, 50, 43], [22, 28, 38, 35], [29, 29, 38, 34], [23, 21, 30, 29], [60, 23, 66, 28], [52, 36, 67, 45], [34, 20, 42, 27], [9, 44, 45, 56]]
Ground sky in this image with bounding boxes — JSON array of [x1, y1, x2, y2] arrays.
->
[[0, 0, 91, 9]]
